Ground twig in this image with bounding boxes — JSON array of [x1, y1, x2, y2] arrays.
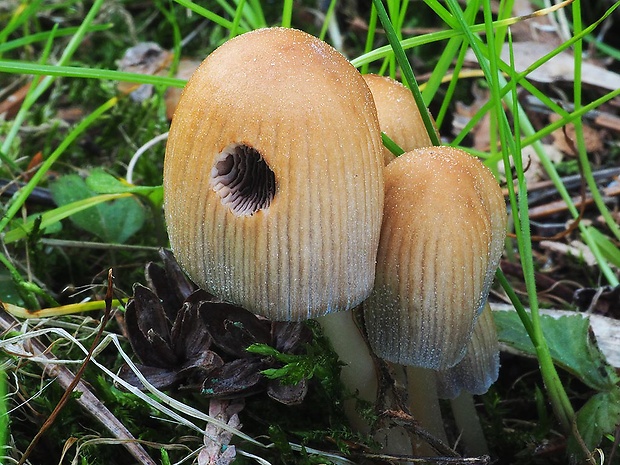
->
[[381, 409, 460, 457], [354, 449, 489, 464]]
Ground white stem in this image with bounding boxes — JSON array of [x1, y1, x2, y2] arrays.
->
[[317, 310, 378, 433], [318, 312, 415, 457], [406, 366, 448, 456], [450, 392, 489, 456], [126, 131, 169, 184]]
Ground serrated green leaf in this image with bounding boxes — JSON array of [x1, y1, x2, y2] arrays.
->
[[50, 174, 145, 244], [494, 310, 619, 391], [570, 387, 620, 453]]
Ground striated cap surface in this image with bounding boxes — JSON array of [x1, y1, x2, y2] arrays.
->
[[364, 146, 506, 369], [164, 28, 384, 321], [436, 303, 500, 398]]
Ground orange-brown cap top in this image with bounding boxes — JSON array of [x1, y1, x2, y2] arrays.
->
[[363, 74, 435, 164]]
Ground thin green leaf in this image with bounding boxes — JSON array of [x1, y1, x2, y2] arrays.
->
[[370, 0, 440, 146], [0, 61, 186, 88], [0, 24, 112, 55], [381, 132, 404, 156], [281, 0, 293, 27], [3, 194, 132, 244], [0, 97, 119, 234], [0, 0, 44, 44], [1, 0, 107, 158], [587, 227, 620, 269], [172, 0, 234, 29]]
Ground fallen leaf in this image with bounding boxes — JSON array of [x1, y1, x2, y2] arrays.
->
[[117, 42, 172, 99], [0, 82, 30, 119], [549, 113, 604, 154], [466, 41, 620, 92]]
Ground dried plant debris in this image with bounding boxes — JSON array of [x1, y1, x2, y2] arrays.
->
[[120, 249, 312, 405], [121, 284, 220, 389], [202, 306, 311, 404], [574, 284, 620, 315], [116, 42, 200, 118], [117, 42, 172, 101], [198, 399, 244, 465]]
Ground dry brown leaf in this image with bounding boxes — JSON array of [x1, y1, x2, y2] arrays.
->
[[117, 42, 172, 98], [451, 83, 492, 151], [0, 82, 30, 119], [549, 113, 605, 154], [499, 144, 564, 185], [117, 42, 200, 119], [509, 0, 565, 45]]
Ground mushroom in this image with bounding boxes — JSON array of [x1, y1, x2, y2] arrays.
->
[[362, 74, 436, 164], [164, 27, 384, 322], [163, 27, 384, 432], [363, 146, 506, 450], [436, 302, 500, 456], [364, 146, 506, 369]]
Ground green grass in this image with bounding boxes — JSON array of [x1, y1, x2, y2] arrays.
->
[[1, 0, 620, 463], [0, 368, 7, 461]]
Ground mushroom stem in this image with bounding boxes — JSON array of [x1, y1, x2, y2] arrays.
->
[[406, 366, 449, 455], [450, 392, 489, 456], [319, 313, 415, 457], [317, 310, 378, 433]]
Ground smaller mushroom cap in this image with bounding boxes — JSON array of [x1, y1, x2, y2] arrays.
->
[[363, 74, 436, 164], [364, 146, 506, 370], [436, 302, 500, 399]]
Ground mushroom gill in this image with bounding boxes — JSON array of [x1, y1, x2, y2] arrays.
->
[[210, 143, 276, 217]]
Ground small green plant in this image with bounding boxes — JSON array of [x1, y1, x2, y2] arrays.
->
[[0, 368, 8, 460]]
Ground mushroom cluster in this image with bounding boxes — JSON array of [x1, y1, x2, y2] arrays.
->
[[162, 26, 507, 458], [362, 74, 506, 455]]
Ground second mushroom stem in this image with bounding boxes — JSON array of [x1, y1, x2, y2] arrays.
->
[[406, 366, 449, 455], [317, 310, 378, 434]]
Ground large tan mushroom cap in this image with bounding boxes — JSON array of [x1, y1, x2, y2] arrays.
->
[[164, 28, 384, 321], [362, 74, 435, 165], [364, 146, 506, 369]]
